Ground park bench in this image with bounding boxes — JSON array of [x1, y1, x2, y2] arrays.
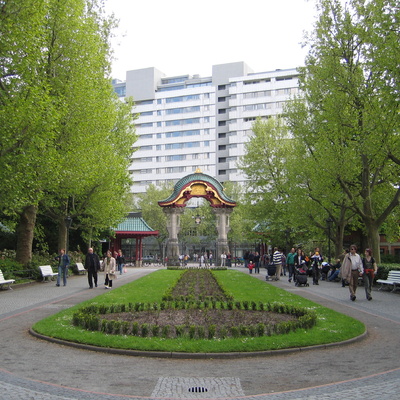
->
[[75, 262, 86, 275], [39, 265, 58, 282], [376, 270, 400, 292], [0, 269, 15, 290]]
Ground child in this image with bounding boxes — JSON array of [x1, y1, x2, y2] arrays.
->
[[248, 261, 255, 274]]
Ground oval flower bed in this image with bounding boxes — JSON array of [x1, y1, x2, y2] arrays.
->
[[72, 270, 317, 339]]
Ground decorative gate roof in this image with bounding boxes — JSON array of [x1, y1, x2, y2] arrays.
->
[[113, 212, 159, 237], [158, 170, 236, 208]]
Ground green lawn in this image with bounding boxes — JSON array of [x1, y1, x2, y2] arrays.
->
[[32, 269, 365, 353]]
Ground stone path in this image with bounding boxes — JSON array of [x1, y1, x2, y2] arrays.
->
[[1, 266, 399, 399]]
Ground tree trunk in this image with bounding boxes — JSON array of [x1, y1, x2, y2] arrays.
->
[[16, 205, 37, 265], [58, 219, 67, 252], [364, 222, 381, 264]]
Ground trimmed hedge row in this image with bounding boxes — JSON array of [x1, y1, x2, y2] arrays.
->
[[72, 300, 317, 339]]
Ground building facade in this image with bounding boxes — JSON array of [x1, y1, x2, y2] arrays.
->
[[112, 62, 300, 194]]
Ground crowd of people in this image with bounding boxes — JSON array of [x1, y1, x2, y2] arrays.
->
[[242, 245, 378, 301], [54, 244, 378, 300]]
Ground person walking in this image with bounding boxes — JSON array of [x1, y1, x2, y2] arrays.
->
[[55, 249, 70, 287], [310, 247, 323, 285], [84, 247, 100, 289], [341, 244, 363, 301], [103, 250, 117, 289], [272, 247, 282, 281], [362, 248, 378, 301], [116, 249, 125, 275], [287, 247, 296, 283], [254, 252, 260, 274]]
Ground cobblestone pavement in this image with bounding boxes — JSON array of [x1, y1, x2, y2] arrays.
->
[[1, 266, 399, 400]]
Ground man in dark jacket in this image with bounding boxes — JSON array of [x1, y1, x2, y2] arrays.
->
[[85, 248, 100, 289]]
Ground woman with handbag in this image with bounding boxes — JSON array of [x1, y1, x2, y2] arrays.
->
[[362, 248, 378, 301], [103, 250, 117, 289]]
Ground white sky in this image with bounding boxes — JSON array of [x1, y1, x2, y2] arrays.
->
[[105, 0, 319, 81]]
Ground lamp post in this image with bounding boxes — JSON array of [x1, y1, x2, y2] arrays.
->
[[326, 217, 333, 263], [65, 216, 72, 254]]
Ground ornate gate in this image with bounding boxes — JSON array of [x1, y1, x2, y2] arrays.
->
[[158, 169, 236, 266]]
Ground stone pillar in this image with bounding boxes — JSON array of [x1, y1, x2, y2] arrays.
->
[[163, 207, 184, 266], [214, 208, 232, 265]]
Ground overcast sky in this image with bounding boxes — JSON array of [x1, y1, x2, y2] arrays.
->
[[105, 0, 318, 81]]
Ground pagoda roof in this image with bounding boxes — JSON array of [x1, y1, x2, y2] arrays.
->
[[114, 213, 158, 237]]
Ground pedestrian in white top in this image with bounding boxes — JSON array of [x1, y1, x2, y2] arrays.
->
[[220, 252, 227, 267]]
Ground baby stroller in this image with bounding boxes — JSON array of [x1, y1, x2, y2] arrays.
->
[[295, 262, 309, 287]]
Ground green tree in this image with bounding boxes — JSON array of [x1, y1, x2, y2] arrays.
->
[[285, 0, 400, 262], [135, 183, 173, 256], [0, 0, 136, 263]]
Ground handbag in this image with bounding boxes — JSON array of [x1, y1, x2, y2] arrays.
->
[[123, 267, 127, 273]]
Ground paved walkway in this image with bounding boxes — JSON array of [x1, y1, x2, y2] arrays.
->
[[1, 266, 399, 399]]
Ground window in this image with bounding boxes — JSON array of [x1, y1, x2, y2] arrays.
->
[[166, 166, 186, 173], [218, 170, 227, 175], [140, 134, 153, 139], [276, 75, 295, 81], [218, 109, 226, 114], [114, 86, 126, 97], [157, 122, 162, 127], [165, 130, 200, 138], [156, 133, 162, 138], [157, 99, 162, 104], [218, 145, 226, 150], [204, 141, 210, 147], [218, 121, 226, 126], [165, 142, 200, 150], [218, 97, 226, 102], [166, 155, 186, 161], [162, 77, 187, 84], [204, 116, 210, 123], [218, 84, 226, 90], [186, 82, 212, 88], [141, 122, 153, 128], [165, 118, 200, 126], [140, 111, 153, 116], [136, 100, 153, 105], [166, 106, 200, 114], [159, 85, 185, 92], [140, 145, 152, 151], [156, 145, 162, 150]]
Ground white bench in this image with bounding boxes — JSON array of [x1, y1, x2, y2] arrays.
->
[[376, 270, 400, 292], [75, 262, 86, 275], [0, 269, 15, 290], [39, 265, 58, 282]]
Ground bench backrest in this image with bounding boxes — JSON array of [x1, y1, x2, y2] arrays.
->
[[39, 265, 55, 275], [387, 271, 400, 280], [76, 262, 85, 270]]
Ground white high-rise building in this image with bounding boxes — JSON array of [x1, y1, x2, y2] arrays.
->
[[112, 62, 300, 194]]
